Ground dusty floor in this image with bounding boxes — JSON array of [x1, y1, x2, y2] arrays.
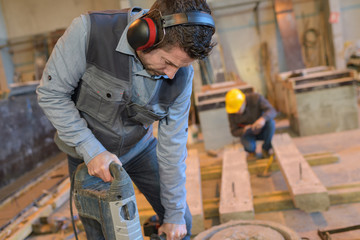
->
[[188, 128, 360, 239], [251, 128, 360, 239], [3, 117, 360, 239]]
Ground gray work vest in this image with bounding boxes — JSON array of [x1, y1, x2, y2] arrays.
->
[[55, 9, 190, 159]]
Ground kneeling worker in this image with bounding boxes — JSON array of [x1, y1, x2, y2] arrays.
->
[[225, 89, 277, 160]]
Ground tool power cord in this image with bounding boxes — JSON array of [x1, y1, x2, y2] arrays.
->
[[70, 171, 79, 240]]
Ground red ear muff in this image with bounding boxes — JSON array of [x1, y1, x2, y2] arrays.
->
[[127, 18, 158, 51]]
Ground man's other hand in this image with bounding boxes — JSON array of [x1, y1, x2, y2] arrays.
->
[[252, 117, 266, 133], [158, 223, 187, 240], [87, 151, 122, 182]]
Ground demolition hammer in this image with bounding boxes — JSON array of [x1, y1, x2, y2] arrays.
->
[[72, 162, 143, 239]]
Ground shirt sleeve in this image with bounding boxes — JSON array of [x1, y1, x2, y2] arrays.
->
[[259, 94, 277, 121], [36, 15, 106, 164], [156, 67, 194, 225]]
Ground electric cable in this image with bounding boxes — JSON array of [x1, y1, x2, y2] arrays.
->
[[70, 171, 79, 240]]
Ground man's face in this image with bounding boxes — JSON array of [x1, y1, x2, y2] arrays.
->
[[239, 100, 246, 114], [137, 46, 195, 79]]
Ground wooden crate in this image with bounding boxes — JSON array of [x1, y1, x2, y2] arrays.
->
[[275, 66, 334, 115], [283, 69, 359, 136]]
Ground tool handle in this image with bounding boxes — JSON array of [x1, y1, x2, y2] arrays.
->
[[108, 162, 134, 199], [74, 162, 123, 182], [109, 161, 123, 180]]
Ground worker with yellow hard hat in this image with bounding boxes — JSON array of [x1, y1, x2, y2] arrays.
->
[[225, 88, 277, 161]]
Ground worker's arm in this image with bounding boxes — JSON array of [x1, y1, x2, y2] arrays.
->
[[228, 114, 248, 137], [36, 15, 120, 181], [251, 95, 277, 133], [259, 95, 277, 121], [156, 67, 194, 238]]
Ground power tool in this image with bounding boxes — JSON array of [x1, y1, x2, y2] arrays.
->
[[143, 215, 166, 240], [73, 162, 143, 239]]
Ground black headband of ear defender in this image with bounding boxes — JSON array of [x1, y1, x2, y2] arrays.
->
[[127, 11, 215, 51]]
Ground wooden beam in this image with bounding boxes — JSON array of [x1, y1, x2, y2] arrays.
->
[[219, 149, 254, 223], [323, 0, 346, 69], [200, 151, 339, 180], [0, 55, 9, 98], [272, 133, 330, 212], [185, 149, 205, 234], [1, 179, 70, 240], [201, 182, 360, 219]]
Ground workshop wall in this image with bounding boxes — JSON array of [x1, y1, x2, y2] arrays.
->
[[340, 1, 360, 59], [0, 0, 121, 39], [0, 91, 59, 189], [0, 0, 122, 84], [210, 1, 323, 95], [209, 0, 360, 96]]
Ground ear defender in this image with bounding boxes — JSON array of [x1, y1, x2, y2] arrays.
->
[[127, 11, 215, 51], [127, 18, 159, 51]]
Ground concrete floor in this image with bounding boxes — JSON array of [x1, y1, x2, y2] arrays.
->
[[8, 116, 360, 239]]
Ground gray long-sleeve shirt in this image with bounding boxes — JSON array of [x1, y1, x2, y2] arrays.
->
[[36, 10, 192, 225], [228, 93, 277, 137]]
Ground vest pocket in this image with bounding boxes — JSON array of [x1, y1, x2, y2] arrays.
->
[[76, 80, 125, 126], [126, 103, 168, 127]]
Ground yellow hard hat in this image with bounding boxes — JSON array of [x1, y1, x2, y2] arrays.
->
[[225, 89, 245, 114]]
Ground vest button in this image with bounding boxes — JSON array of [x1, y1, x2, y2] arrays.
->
[[48, 75, 52, 80], [106, 93, 112, 98]]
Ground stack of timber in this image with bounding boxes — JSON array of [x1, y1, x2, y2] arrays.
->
[[0, 158, 70, 240], [275, 67, 359, 136], [194, 81, 253, 150]]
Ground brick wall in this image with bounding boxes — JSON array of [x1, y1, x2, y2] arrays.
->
[[0, 92, 60, 188]]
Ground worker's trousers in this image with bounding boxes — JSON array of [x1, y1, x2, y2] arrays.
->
[[240, 119, 275, 153], [67, 137, 192, 240]]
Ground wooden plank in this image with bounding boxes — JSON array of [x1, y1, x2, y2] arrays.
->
[[272, 133, 330, 212], [274, 0, 305, 70], [2, 179, 71, 240], [185, 149, 205, 234], [292, 77, 355, 91], [289, 69, 354, 86], [202, 182, 360, 219], [200, 152, 339, 181], [0, 55, 9, 97], [0, 156, 68, 230], [219, 149, 254, 223], [324, 0, 346, 69], [277, 66, 333, 81]]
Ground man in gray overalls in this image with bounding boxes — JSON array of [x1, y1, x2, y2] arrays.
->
[[36, 0, 215, 239]]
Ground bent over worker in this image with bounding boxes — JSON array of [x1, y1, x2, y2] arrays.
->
[[36, 0, 215, 239], [225, 89, 277, 161]]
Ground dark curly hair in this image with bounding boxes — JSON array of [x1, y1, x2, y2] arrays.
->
[[144, 0, 216, 60]]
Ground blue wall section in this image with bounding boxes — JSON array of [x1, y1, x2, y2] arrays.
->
[[0, 91, 60, 188]]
